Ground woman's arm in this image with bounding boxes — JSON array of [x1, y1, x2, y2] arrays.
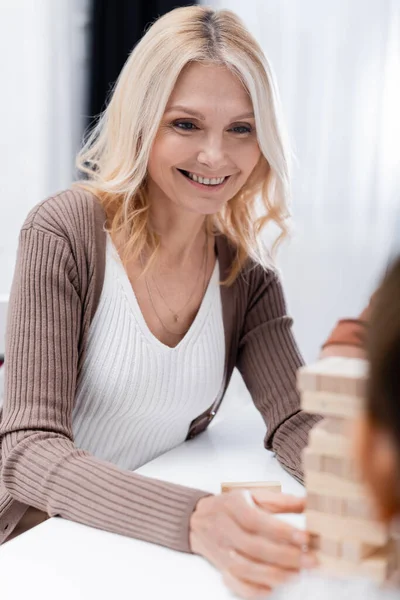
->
[[236, 266, 320, 483], [1, 224, 208, 551], [2, 224, 316, 594]]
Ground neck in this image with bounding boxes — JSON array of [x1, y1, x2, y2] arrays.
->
[[149, 198, 208, 268]]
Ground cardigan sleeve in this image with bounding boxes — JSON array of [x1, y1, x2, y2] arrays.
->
[[0, 225, 208, 551], [236, 267, 320, 483]]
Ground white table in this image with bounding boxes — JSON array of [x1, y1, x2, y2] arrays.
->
[[0, 404, 305, 600]]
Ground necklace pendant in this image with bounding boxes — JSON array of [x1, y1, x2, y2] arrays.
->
[[173, 314, 179, 323]]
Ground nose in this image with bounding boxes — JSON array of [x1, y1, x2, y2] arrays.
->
[[197, 135, 228, 172]]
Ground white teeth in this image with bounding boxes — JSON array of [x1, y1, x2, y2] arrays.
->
[[185, 171, 226, 186]]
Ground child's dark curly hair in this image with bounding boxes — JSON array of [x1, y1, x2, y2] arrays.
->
[[367, 257, 400, 454]]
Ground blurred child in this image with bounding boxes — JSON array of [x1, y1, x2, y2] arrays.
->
[[271, 257, 400, 599]]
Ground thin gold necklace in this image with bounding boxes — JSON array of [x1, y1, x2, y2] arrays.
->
[[141, 234, 209, 336], [151, 232, 208, 323]]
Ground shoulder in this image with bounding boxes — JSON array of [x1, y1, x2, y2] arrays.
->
[[21, 186, 106, 245], [17, 187, 107, 315], [270, 572, 395, 600]]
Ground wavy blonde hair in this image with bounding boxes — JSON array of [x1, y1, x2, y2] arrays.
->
[[75, 5, 292, 284]]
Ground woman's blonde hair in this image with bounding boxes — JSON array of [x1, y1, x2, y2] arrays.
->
[[75, 5, 292, 284]]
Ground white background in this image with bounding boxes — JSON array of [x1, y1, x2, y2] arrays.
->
[[204, 0, 400, 362], [0, 0, 90, 354]]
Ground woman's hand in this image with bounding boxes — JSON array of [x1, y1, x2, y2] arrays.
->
[[189, 489, 316, 599]]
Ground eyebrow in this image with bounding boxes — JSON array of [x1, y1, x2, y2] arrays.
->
[[165, 105, 255, 121]]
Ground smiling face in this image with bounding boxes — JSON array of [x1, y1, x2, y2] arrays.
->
[[146, 62, 262, 216]]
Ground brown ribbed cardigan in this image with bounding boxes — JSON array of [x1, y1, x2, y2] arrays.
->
[[0, 188, 319, 551]]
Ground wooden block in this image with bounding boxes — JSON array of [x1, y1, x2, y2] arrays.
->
[[306, 492, 344, 515], [305, 469, 365, 499], [298, 358, 368, 397], [323, 456, 343, 477], [306, 492, 321, 511], [304, 448, 360, 482], [221, 481, 281, 494], [297, 368, 318, 392], [319, 537, 342, 558], [322, 418, 349, 435], [345, 497, 377, 520], [341, 458, 362, 481], [324, 417, 349, 435], [302, 447, 323, 472], [321, 494, 345, 516], [341, 540, 376, 562], [306, 510, 389, 546], [316, 546, 394, 583], [308, 419, 351, 458], [300, 390, 363, 419], [317, 374, 364, 397]]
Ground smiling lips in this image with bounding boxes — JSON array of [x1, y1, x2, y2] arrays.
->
[[178, 168, 230, 189]]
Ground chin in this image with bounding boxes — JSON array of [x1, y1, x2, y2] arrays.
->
[[188, 198, 229, 216]]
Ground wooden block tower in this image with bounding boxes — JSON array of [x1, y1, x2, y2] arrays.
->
[[297, 357, 399, 583]]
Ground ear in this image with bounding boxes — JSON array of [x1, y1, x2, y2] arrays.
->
[[353, 414, 400, 522]]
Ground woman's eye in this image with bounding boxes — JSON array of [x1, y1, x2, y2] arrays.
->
[[231, 125, 252, 134], [171, 122, 253, 134], [173, 121, 197, 131]]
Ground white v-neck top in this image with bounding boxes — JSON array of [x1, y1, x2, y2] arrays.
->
[[72, 234, 225, 471]]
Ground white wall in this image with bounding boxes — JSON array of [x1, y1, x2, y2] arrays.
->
[[0, 0, 90, 354], [205, 0, 400, 362]]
